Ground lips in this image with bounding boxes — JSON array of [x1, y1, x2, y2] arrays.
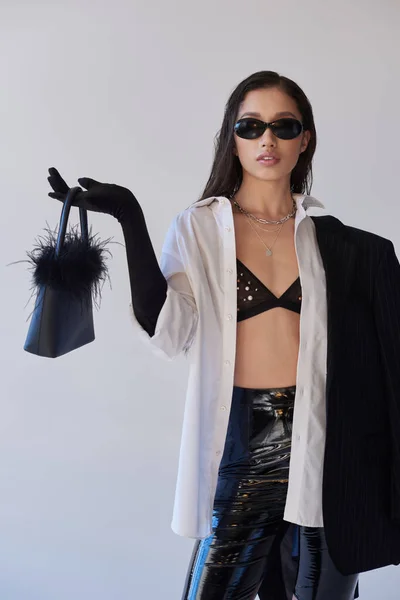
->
[[257, 153, 279, 161]]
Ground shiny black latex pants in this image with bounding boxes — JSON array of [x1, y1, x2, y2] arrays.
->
[[181, 385, 360, 600]]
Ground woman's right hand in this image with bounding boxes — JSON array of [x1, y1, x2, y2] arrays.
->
[[47, 167, 142, 223]]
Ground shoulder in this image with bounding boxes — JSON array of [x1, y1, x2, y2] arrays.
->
[[311, 214, 393, 250], [163, 199, 216, 247], [342, 222, 396, 269], [310, 214, 395, 272], [184, 195, 230, 215], [172, 196, 224, 229], [344, 223, 393, 251]]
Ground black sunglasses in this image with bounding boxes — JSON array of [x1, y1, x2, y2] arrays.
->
[[234, 117, 303, 140]]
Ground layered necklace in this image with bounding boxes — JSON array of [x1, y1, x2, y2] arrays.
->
[[231, 195, 297, 257]]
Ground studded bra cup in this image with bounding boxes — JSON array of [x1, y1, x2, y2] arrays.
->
[[236, 258, 302, 322]]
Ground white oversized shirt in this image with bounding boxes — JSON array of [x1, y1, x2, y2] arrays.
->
[[129, 193, 328, 538]]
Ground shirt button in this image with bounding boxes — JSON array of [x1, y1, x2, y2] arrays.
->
[[296, 434, 301, 441], [216, 450, 222, 455], [226, 314, 233, 320], [220, 405, 227, 411], [227, 268, 233, 274], [225, 226, 231, 232], [224, 360, 231, 366]]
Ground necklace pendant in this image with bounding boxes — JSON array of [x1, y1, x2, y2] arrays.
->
[[265, 248, 273, 256]]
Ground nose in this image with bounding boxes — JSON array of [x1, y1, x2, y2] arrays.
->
[[260, 126, 276, 146]]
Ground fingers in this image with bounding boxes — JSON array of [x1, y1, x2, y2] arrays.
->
[[48, 167, 69, 194], [48, 192, 65, 201], [77, 177, 102, 190]]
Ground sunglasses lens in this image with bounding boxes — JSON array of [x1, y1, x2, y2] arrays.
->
[[272, 118, 303, 139], [234, 118, 265, 139], [234, 118, 302, 140]]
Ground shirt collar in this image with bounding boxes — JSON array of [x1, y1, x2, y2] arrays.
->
[[190, 193, 325, 211]]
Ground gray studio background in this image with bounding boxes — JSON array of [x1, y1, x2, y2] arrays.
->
[[1, 0, 399, 598]]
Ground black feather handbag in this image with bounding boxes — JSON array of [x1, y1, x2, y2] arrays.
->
[[24, 186, 110, 358]]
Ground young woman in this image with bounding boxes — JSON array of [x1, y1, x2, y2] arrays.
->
[[48, 70, 400, 600]]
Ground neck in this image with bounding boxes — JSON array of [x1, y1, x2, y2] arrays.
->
[[232, 180, 295, 220]]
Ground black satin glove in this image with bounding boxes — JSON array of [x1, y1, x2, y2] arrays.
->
[[47, 167, 167, 337]]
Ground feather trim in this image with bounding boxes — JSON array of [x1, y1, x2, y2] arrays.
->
[[24, 222, 114, 309]]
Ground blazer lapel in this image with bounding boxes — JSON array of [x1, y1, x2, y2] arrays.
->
[[310, 214, 356, 310]]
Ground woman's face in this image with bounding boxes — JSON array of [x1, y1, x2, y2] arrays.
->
[[233, 87, 311, 186]]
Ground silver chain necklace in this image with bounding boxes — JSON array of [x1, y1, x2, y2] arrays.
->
[[244, 214, 284, 257], [231, 195, 297, 225]]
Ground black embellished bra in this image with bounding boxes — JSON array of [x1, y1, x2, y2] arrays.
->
[[236, 258, 302, 322]]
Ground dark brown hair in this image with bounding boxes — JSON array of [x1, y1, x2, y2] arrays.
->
[[197, 70, 317, 202]]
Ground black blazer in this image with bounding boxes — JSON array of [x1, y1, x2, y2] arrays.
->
[[309, 214, 400, 576]]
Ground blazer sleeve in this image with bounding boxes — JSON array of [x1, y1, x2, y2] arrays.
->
[[372, 239, 400, 521], [129, 213, 199, 361]]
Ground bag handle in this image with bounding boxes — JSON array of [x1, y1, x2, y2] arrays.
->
[[55, 186, 89, 257]]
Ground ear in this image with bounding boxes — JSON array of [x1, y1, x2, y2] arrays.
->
[[300, 130, 311, 154]]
